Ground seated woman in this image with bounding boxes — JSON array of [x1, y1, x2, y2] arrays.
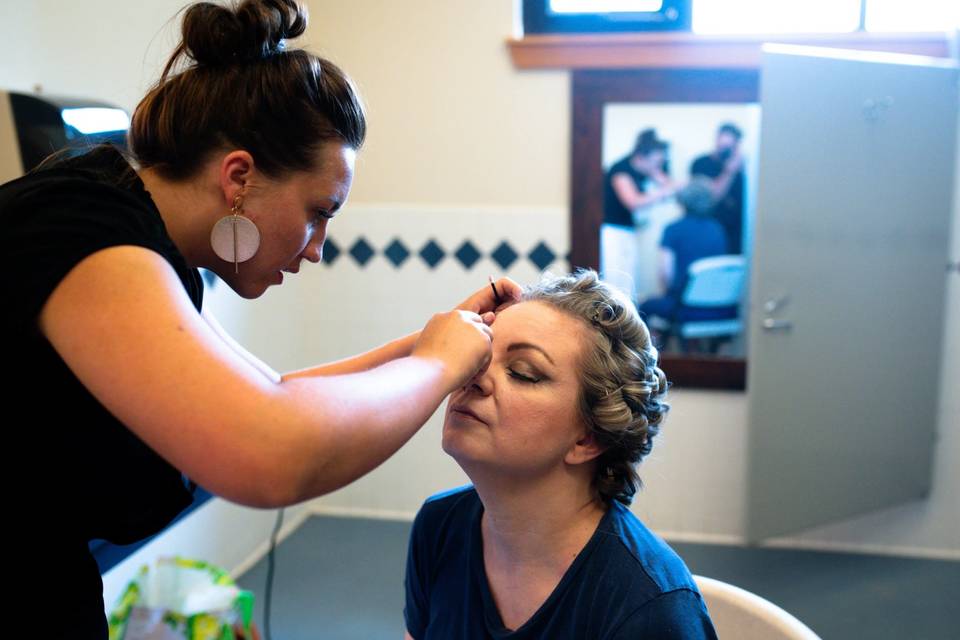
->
[[403, 269, 717, 639], [639, 178, 736, 352]]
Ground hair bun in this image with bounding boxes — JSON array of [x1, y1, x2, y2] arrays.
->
[[181, 0, 307, 66]]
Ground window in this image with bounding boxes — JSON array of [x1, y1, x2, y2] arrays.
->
[[864, 0, 960, 32], [522, 0, 960, 35], [522, 0, 691, 34]]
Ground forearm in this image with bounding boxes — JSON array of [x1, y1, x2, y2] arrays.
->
[[271, 354, 453, 503], [280, 331, 420, 380], [630, 190, 663, 209]]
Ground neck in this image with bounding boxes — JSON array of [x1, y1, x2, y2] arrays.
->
[[472, 467, 607, 568], [136, 166, 221, 269]]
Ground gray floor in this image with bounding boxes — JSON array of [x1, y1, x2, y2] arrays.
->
[[235, 515, 959, 640]]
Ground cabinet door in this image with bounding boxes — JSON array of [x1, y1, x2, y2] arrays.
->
[[746, 45, 958, 540]]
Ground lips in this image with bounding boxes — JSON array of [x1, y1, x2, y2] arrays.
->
[[450, 403, 487, 425]]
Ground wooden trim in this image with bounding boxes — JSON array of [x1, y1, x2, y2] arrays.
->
[[659, 355, 747, 391], [510, 32, 951, 70]]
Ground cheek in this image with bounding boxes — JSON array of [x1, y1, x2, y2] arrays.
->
[[499, 395, 562, 442]]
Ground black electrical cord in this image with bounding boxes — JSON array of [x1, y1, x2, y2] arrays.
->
[[264, 507, 285, 640]]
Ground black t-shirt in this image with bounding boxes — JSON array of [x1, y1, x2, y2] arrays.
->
[[0, 145, 203, 638], [690, 154, 745, 254], [603, 155, 650, 228], [404, 486, 718, 640]]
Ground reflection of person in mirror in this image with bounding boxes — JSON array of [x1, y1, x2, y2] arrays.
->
[[604, 128, 678, 229], [690, 122, 745, 254], [639, 179, 730, 348], [601, 128, 679, 302], [403, 270, 718, 640]]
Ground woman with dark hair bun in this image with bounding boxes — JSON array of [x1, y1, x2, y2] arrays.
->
[[0, 1, 519, 637], [602, 127, 680, 304]]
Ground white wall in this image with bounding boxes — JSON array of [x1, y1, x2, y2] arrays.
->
[[1, 3, 956, 620], [0, 0, 186, 113]]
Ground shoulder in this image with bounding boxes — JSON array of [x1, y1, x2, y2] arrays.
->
[[608, 156, 635, 176], [1, 151, 171, 256], [414, 484, 479, 529], [610, 588, 717, 640], [598, 501, 701, 597], [572, 504, 716, 638], [690, 154, 717, 174], [1, 147, 154, 223], [409, 484, 479, 554], [662, 220, 689, 244]]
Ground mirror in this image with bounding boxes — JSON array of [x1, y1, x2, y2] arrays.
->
[[601, 103, 760, 358], [571, 69, 759, 389]]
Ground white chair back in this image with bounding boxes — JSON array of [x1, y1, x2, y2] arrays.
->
[[682, 255, 747, 307], [693, 575, 822, 640]]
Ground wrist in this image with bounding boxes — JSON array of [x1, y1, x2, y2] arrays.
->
[[406, 353, 460, 395]]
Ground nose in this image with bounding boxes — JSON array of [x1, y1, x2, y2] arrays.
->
[[304, 229, 326, 264], [462, 364, 493, 396]]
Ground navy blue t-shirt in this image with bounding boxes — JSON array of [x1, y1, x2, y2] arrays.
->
[[404, 486, 718, 640], [661, 217, 728, 301]]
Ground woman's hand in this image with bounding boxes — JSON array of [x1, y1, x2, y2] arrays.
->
[[455, 276, 522, 316], [412, 310, 494, 393]]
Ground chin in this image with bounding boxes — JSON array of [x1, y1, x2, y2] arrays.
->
[[442, 428, 492, 473], [441, 424, 473, 461], [220, 276, 269, 300]]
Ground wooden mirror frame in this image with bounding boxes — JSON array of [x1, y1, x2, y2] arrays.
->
[[570, 68, 759, 390]]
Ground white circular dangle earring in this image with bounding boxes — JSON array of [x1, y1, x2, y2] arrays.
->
[[210, 190, 261, 273]]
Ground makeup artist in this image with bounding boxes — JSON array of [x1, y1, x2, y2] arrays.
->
[[0, 1, 520, 637]]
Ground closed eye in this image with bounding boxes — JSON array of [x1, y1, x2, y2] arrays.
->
[[509, 369, 540, 384]]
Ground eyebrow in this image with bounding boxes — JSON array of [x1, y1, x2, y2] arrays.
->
[[506, 342, 555, 366]]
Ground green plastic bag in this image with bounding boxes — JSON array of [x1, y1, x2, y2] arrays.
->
[[108, 556, 254, 640]]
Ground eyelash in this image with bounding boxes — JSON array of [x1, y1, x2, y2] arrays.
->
[[508, 369, 540, 384]]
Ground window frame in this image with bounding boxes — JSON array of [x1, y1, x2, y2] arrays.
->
[[522, 0, 692, 35], [507, 31, 951, 70]]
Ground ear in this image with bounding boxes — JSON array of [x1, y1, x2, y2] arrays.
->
[[564, 429, 607, 466], [218, 150, 256, 206]]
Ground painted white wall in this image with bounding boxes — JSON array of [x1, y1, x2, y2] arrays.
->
[[1, 4, 956, 622], [0, 0, 186, 112]]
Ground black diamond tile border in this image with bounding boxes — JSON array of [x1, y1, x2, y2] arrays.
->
[[528, 241, 556, 271], [322, 237, 341, 266], [384, 238, 410, 268], [349, 237, 375, 267], [419, 239, 445, 269], [325, 237, 567, 273], [490, 241, 518, 270], [454, 240, 482, 270]]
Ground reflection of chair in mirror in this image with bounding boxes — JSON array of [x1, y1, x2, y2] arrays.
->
[[693, 575, 822, 640], [644, 255, 746, 354]]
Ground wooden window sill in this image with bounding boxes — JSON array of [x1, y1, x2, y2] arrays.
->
[[508, 32, 953, 70]]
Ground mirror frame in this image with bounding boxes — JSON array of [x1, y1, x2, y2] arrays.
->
[[571, 68, 759, 390]]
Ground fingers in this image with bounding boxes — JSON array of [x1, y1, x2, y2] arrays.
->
[[491, 276, 522, 311], [457, 276, 523, 315]]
